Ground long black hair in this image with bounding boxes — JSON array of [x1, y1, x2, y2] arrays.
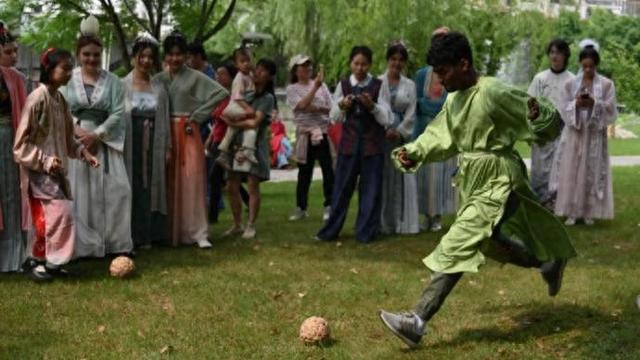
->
[[256, 58, 278, 110], [0, 21, 17, 46], [39, 48, 73, 84]]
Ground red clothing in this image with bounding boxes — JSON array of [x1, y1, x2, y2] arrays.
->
[[211, 97, 230, 143], [270, 120, 286, 167]]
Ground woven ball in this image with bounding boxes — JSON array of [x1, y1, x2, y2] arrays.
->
[[299, 316, 330, 344], [109, 256, 135, 278]]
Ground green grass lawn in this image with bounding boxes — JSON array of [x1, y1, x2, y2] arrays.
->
[[1, 167, 640, 359], [515, 139, 640, 158]]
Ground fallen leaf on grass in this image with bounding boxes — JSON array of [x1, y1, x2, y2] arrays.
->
[[350, 268, 359, 274], [636, 295, 640, 310], [498, 290, 505, 296], [614, 245, 622, 250], [336, 241, 342, 247], [137, 330, 145, 338], [269, 261, 275, 267], [297, 292, 306, 299], [160, 345, 173, 354], [97, 325, 106, 334], [253, 245, 260, 251]]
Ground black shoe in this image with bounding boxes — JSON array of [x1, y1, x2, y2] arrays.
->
[[21, 257, 42, 272], [541, 259, 567, 297], [46, 266, 70, 278], [29, 265, 54, 283], [379, 310, 425, 348]]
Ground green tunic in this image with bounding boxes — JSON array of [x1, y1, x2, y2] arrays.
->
[[393, 77, 576, 273]]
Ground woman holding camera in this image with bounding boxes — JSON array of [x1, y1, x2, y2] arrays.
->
[[551, 41, 617, 226], [316, 46, 391, 243]]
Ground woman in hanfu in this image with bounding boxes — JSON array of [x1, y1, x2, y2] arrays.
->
[[61, 17, 133, 258], [378, 41, 420, 235], [413, 28, 458, 232], [123, 35, 171, 249], [551, 41, 617, 226], [0, 23, 27, 272], [155, 31, 228, 248]]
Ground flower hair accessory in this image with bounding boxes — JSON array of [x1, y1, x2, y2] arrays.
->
[[134, 32, 159, 46], [388, 39, 407, 49], [40, 47, 57, 68], [579, 39, 600, 52], [80, 15, 99, 37]]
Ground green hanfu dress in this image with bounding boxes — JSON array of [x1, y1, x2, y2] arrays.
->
[[393, 77, 576, 274]]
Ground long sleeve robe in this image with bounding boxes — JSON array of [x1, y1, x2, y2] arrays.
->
[[393, 77, 576, 273], [61, 68, 133, 258], [527, 69, 575, 203], [378, 72, 420, 234], [551, 73, 617, 220]]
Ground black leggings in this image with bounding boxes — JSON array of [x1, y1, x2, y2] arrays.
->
[[296, 135, 334, 210]]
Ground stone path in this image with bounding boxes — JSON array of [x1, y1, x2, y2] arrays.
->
[[270, 156, 640, 182]]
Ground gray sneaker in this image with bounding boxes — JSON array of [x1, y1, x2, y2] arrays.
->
[[288, 207, 308, 221], [379, 310, 425, 348], [541, 259, 567, 297]]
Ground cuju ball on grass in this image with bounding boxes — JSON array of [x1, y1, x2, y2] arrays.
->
[[299, 316, 331, 344], [109, 256, 135, 278]]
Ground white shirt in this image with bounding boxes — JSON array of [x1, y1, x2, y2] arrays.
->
[[329, 73, 391, 127]]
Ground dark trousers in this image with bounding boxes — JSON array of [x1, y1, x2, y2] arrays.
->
[[414, 193, 543, 321], [208, 142, 249, 223], [296, 135, 334, 210], [316, 153, 383, 243]]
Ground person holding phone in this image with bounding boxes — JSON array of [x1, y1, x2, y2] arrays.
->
[[315, 46, 392, 243], [550, 40, 617, 226], [286, 54, 334, 222]]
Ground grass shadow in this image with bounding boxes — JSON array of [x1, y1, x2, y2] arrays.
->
[[431, 302, 640, 358]]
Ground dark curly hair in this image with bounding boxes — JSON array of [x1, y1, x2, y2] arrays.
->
[[427, 31, 473, 67]]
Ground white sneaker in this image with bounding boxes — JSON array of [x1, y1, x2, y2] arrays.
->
[[222, 225, 244, 237], [565, 218, 576, 226], [288, 207, 308, 221], [584, 218, 594, 226], [322, 206, 331, 222], [242, 224, 256, 239], [429, 215, 442, 232], [197, 239, 213, 249]]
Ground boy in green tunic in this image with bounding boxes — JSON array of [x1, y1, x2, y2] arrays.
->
[[379, 32, 576, 348]]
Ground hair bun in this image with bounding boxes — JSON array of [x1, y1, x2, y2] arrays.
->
[[80, 15, 100, 37]]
